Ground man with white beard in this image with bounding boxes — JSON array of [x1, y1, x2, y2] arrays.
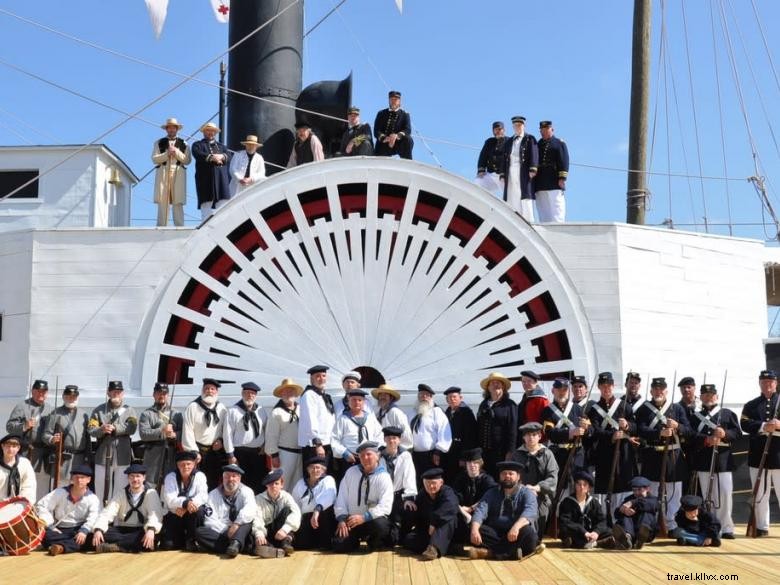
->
[[88, 381, 138, 504], [43, 385, 91, 489], [224, 382, 268, 493], [373, 384, 413, 450], [182, 378, 228, 489], [409, 385, 452, 484]]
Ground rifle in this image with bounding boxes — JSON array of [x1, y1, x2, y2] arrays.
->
[[156, 376, 177, 494], [688, 371, 708, 496], [746, 385, 780, 537], [656, 371, 677, 539], [52, 378, 64, 490], [605, 397, 627, 528], [703, 371, 727, 512], [545, 374, 597, 539], [102, 380, 115, 506]]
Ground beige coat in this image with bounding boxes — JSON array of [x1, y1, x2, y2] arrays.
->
[[152, 137, 191, 205]]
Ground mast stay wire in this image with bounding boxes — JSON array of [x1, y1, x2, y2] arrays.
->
[[0, 0, 302, 203], [749, 0, 780, 97], [0, 105, 61, 144]]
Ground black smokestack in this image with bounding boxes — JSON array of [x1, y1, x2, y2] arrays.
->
[[227, 0, 303, 175]]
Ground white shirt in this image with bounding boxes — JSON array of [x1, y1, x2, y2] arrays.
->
[[331, 411, 384, 459], [223, 401, 267, 454], [35, 487, 100, 531], [252, 490, 301, 538], [264, 403, 300, 454], [94, 487, 163, 533], [334, 464, 394, 520], [375, 405, 414, 450], [410, 406, 452, 453], [291, 475, 337, 515], [0, 456, 36, 503], [182, 399, 228, 452], [298, 388, 336, 447], [229, 150, 266, 196], [380, 448, 417, 499], [203, 483, 257, 533], [161, 470, 209, 513]]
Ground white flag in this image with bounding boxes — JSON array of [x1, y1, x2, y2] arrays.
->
[[395, 0, 402, 14], [210, 0, 230, 23], [145, 0, 170, 39]]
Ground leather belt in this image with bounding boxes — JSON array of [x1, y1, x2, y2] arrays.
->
[[279, 446, 302, 454]]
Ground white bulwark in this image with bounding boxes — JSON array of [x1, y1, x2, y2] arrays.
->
[[0, 156, 772, 423]]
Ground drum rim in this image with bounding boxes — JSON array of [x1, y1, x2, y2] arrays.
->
[[0, 496, 32, 530], [0, 496, 44, 555]]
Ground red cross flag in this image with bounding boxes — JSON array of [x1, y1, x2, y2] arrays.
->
[[210, 0, 230, 23]]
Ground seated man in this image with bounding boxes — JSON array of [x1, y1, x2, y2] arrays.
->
[[557, 470, 613, 549], [612, 476, 659, 550], [675, 494, 721, 547], [511, 421, 558, 535], [35, 464, 100, 555], [379, 426, 417, 544], [196, 464, 257, 558], [332, 441, 394, 552], [291, 456, 337, 550], [469, 461, 545, 561], [452, 447, 497, 543], [253, 469, 301, 558], [403, 467, 460, 560], [0, 434, 36, 503], [92, 463, 163, 553], [160, 450, 208, 551]]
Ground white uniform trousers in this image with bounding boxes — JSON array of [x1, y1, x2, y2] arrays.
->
[[277, 449, 302, 490], [697, 471, 734, 535], [474, 173, 503, 198], [650, 480, 682, 531], [535, 189, 566, 223], [199, 198, 229, 221], [749, 467, 780, 531], [94, 463, 129, 503]]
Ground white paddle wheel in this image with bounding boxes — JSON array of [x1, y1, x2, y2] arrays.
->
[[139, 158, 596, 396]]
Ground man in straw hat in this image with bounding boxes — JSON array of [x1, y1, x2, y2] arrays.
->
[[476, 372, 518, 477], [152, 117, 191, 226], [373, 384, 413, 450], [266, 378, 304, 489], [229, 134, 265, 196], [192, 121, 232, 221]]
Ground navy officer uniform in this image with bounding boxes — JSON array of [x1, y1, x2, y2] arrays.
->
[[340, 106, 374, 156], [500, 116, 538, 221], [475, 121, 509, 196], [534, 120, 569, 222], [373, 90, 413, 159]]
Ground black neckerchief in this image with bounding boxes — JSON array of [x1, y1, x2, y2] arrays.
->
[[377, 404, 397, 424], [0, 456, 20, 497], [175, 469, 193, 499], [346, 412, 368, 443], [123, 486, 147, 525], [222, 488, 239, 522], [411, 406, 434, 433], [379, 447, 404, 480], [274, 399, 299, 423], [235, 400, 260, 436], [195, 397, 220, 426], [357, 467, 374, 506], [304, 386, 335, 415], [243, 152, 255, 178], [302, 475, 323, 504]]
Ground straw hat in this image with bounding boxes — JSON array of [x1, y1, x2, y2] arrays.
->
[[200, 122, 221, 133], [480, 372, 512, 391], [240, 134, 263, 146], [273, 378, 303, 398], [161, 117, 183, 130], [371, 383, 400, 401]]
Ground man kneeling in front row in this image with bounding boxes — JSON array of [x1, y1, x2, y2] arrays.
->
[[253, 468, 301, 558], [469, 461, 544, 560], [403, 467, 460, 560]]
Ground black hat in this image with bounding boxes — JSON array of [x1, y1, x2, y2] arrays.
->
[[0, 434, 22, 445], [598, 372, 614, 384], [346, 389, 368, 398], [417, 384, 435, 395], [63, 385, 79, 395], [241, 382, 261, 393], [175, 451, 198, 462], [261, 468, 284, 486], [31, 380, 48, 390], [382, 426, 403, 437], [462, 447, 483, 462], [153, 382, 169, 393], [356, 441, 380, 453], [222, 463, 245, 475], [630, 476, 651, 489], [388, 90, 401, 98], [294, 121, 311, 130], [347, 106, 360, 115], [572, 375, 587, 385], [520, 370, 539, 381], [759, 369, 777, 380], [305, 456, 328, 468], [107, 380, 124, 391], [125, 463, 147, 475], [202, 378, 221, 388], [539, 120, 553, 129], [511, 116, 526, 124], [519, 422, 543, 434], [678, 377, 695, 387], [496, 460, 526, 474], [421, 468, 444, 480], [650, 377, 667, 388], [680, 494, 703, 511], [625, 371, 641, 382], [443, 386, 462, 395], [70, 464, 93, 478], [492, 121, 504, 129], [573, 470, 594, 486], [552, 378, 569, 389], [307, 365, 329, 375], [700, 383, 717, 394]]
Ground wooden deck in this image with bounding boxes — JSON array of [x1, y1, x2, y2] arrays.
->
[[5, 525, 778, 585]]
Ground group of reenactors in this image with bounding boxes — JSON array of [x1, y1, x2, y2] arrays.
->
[[1, 366, 778, 561]]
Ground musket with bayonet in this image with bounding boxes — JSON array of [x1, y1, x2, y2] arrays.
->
[[156, 375, 178, 494], [656, 371, 678, 538], [703, 371, 727, 512], [51, 377, 64, 490]]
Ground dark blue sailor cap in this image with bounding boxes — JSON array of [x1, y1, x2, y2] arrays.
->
[[443, 386, 462, 395], [417, 384, 435, 395], [261, 468, 284, 486], [680, 494, 702, 511], [71, 464, 93, 477], [222, 463, 245, 475], [492, 121, 504, 129], [388, 90, 402, 98], [346, 389, 368, 398], [462, 447, 483, 462], [305, 456, 328, 468], [759, 369, 777, 380], [175, 451, 198, 462], [202, 378, 221, 388], [519, 422, 543, 434], [520, 370, 539, 381], [382, 426, 403, 437], [241, 382, 261, 393], [573, 470, 594, 486], [307, 365, 329, 375], [630, 476, 651, 489], [125, 463, 147, 475], [496, 460, 526, 474], [421, 468, 445, 480], [539, 120, 553, 129], [356, 441, 380, 453], [677, 377, 695, 387]]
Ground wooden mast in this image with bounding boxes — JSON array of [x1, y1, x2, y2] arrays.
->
[[626, 0, 651, 224]]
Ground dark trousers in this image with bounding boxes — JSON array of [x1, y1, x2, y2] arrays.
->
[[44, 525, 88, 554], [195, 523, 253, 554], [263, 507, 293, 547], [412, 451, 438, 488], [389, 491, 415, 544], [331, 516, 393, 552], [199, 447, 226, 491], [375, 138, 414, 159], [301, 445, 334, 477], [104, 525, 150, 552], [478, 523, 537, 559], [295, 508, 336, 550], [234, 446, 268, 494], [559, 527, 612, 548], [403, 519, 457, 556], [615, 511, 657, 542], [161, 511, 200, 550]]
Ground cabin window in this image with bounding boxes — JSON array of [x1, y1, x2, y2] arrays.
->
[[0, 170, 39, 199]]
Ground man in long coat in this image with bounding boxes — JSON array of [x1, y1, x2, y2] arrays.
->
[[192, 122, 232, 221], [152, 117, 190, 227]]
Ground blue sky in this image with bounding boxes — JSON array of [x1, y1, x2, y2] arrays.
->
[[2, 0, 780, 241]]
